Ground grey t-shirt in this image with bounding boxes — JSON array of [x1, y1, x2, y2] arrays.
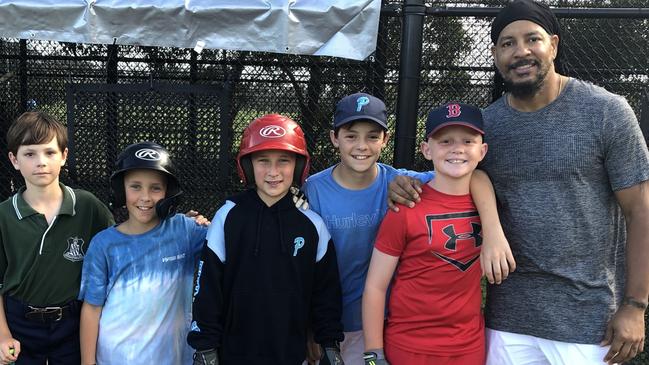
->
[[481, 79, 649, 344]]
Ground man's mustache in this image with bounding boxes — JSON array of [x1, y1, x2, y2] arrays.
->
[[509, 59, 539, 70]]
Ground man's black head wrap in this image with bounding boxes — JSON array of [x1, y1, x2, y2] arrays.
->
[[490, 0, 560, 44], [490, 0, 563, 101]]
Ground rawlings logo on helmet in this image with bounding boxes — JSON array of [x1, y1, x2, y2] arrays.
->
[[135, 148, 162, 161], [259, 125, 286, 138], [237, 114, 310, 187], [110, 142, 182, 221]]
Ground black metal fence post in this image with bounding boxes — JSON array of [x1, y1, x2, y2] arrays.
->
[[18, 39, 27, 114], [105, 44, 119, 185], [393, 0, 425, 169]]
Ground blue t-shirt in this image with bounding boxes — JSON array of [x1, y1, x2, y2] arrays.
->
[[79, 214, 207, 365], [303, 163, 433, 331]]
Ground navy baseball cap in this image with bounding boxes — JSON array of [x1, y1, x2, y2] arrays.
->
[[425, 102, 484, 138], [334, 93, 388, 129]]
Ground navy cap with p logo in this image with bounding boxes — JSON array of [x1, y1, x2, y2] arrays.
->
[[425, 102, 484, 138], [334, 93, 388, 129]]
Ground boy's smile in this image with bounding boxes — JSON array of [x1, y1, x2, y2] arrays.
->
[[421, 125, 487, 191], [251, 150, 296, 206], [330, 121, 388, 180], [121, 169, 167, 234]]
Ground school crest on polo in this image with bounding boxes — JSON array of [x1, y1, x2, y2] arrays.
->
[[63, 236, 85, 262]]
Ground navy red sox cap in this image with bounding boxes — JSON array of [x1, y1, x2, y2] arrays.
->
[[334, 93, 388, 130], [425, 102, 484, 138]]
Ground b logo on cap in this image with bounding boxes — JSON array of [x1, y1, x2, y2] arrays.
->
[[259, 125, 286, 138], [356, 96, 370, 112], [446, 104, 462, 118], [135, 148, 162, 161]]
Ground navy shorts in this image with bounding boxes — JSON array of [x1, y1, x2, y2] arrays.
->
[[4, 296, 81, 365]]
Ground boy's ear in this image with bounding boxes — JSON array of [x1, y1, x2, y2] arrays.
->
[[8, 152, 19, 170], [329, 130, 339, 147], [61, 147, 69, 166], [382, 131, 390, 145], [479, 143, 488, 161], [420, 140, 432, 161]]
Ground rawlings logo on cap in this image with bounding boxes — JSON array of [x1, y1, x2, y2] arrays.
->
[[135, 148, 162, 161], [259, 125, 286, 138]]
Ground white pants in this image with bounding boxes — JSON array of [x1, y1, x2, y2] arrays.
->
[[303, 330, 365, 365], [486, 328, 615, 365]]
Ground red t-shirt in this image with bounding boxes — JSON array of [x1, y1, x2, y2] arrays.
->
[[374, 184, 484, 356]]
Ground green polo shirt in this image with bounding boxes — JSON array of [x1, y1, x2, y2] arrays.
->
[[0, 183, 114, 306]]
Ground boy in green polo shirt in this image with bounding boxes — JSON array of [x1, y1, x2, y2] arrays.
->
[[0, 111, 114, 364]]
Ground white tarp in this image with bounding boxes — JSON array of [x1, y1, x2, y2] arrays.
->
[[0, 0, 381, 60]]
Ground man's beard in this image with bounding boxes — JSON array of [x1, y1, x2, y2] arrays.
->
[[502, 58, 550, 99]]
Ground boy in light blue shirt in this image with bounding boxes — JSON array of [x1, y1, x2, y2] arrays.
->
[[79, 142, 208, 365]]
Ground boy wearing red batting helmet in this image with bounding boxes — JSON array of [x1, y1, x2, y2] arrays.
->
[[188, 114, 345, 365]]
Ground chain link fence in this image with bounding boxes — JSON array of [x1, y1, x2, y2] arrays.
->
[[0, 3, 648, 359], [2, 2, 647, 215]]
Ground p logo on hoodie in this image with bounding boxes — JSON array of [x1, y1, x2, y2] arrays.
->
[[293, 237, 305, 257]]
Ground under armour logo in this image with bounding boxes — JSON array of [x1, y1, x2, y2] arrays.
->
[[425, 211, 480, 244], [446, 103, 462, 118], [259, 125, 286, 138], [293, 237, 305, 256], [135, 148, 161, 161], [442, 223, 482, 251], [356, 96, 370, 112], [425, 211, 482, 272]]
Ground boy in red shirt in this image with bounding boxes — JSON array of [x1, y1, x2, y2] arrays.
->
[[362, 103, 493, 365]]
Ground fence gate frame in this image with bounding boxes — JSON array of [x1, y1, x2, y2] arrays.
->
[[65, 82, 232, 195]]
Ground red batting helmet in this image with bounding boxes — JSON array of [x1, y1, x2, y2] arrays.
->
[[237, 114, 310, 187]]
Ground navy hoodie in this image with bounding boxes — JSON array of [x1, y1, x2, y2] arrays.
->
[[188, 189, 344, 365]]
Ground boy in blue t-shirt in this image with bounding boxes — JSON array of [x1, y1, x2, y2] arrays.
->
[[303, 93, 433, 364], [78, 142, 208, 365], [304, 93, 513, 365]]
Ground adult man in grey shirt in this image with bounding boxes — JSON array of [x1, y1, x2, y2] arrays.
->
[[389, 1, 649, 364]]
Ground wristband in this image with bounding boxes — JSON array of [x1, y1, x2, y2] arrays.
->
[[622, 296, 648, 310], [364, 348, 385, 360]]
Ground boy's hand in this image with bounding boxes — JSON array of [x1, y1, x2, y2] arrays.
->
[[290, 187, 309, 210], [193, 349, 218, 365], [0, 338, 19, 365], [305, 336, 322, 363], [320, 343, 344, 365], [387, 176, 422, 212], [480, 231, 516, 284], [185, 210, 211, 226], [363, 349, 389, 365]]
